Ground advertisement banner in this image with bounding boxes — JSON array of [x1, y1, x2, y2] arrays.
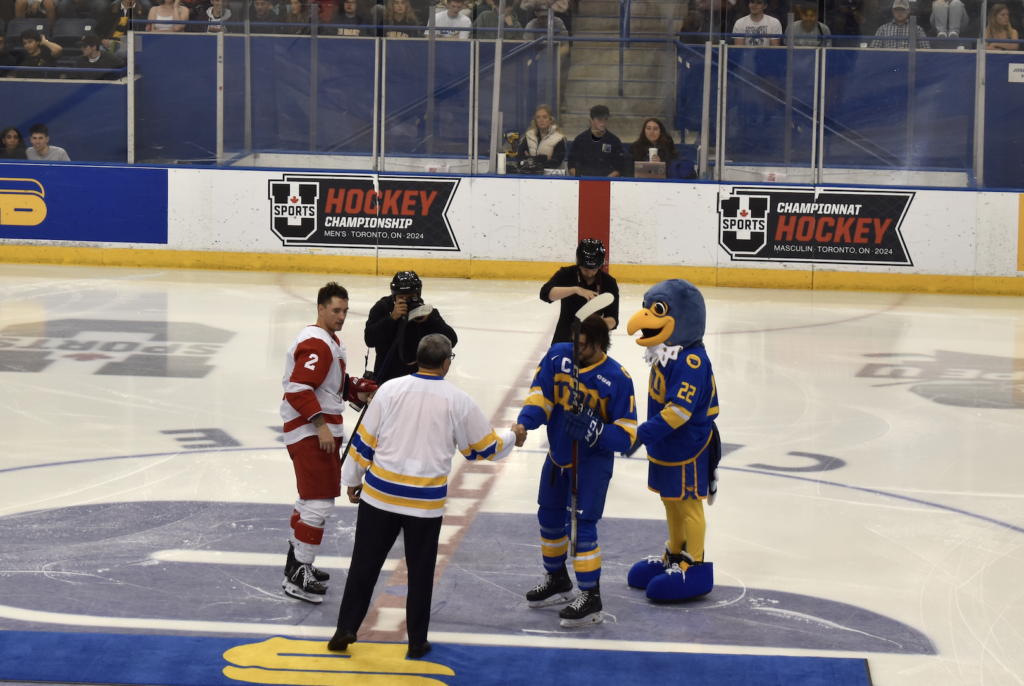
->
[[268, 173, 460, 251], [0, 163, 168, 244], [718, 186, 914, 266]]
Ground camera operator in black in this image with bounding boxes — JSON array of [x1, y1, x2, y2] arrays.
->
[[364, 271, 459, 385], [540, 239, 619, 345]]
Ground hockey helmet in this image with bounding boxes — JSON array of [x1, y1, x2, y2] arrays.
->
[[390, 271, 422, 298], [576, 238, 606, 270]]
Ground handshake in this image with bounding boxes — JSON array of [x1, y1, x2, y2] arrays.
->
[[509, 408, 605, 450]]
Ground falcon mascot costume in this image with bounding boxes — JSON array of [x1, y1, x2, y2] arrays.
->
[[625, 279, 722, 602]]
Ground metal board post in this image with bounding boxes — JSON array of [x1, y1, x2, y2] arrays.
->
[[310, 3, 319, 153], [488, 0, 507, 173], [216, 30, 224, 165], [698, 40, 712, 178], [427, 6, 437, 157], [126, 30, 135, 164]]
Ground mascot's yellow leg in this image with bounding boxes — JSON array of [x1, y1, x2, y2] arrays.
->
[[664, 499, 706, 565]]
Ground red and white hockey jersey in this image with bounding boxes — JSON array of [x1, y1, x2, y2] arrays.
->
[[280, 325, 355, 446]]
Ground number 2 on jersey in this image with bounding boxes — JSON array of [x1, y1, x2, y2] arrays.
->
[[304, 353, 318, 370]]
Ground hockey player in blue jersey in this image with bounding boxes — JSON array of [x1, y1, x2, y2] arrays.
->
[[625, 279, 722, 602], [514, 314, 638, 627]]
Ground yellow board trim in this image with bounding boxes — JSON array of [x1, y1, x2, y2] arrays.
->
[[3, 245, 1024, 295]]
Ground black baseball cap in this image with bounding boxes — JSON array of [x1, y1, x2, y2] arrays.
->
[[78, 32, 102, 47]]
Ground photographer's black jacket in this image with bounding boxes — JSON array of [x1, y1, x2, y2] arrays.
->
[[364, 295, 459, 385], [540, 266, 620, 345]]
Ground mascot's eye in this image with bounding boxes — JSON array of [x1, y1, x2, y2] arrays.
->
[[651, 302, 669, 316]]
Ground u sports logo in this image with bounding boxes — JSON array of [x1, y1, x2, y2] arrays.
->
[[0, 178, 47, 226]]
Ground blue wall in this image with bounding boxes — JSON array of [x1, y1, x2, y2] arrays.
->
[[0, 81, 127, 163]]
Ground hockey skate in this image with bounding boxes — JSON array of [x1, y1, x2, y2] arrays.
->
[[282, 563, 328, 604], [284, 541, 330, 587], [558, 582, 604, 628], [526, 566, 574, 608]]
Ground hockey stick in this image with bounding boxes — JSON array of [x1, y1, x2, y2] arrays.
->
[[569, 291, 615, 557], [338, 315, 408, 475]]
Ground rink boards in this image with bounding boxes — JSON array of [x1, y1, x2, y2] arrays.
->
[[1, 161, 1023, 294]]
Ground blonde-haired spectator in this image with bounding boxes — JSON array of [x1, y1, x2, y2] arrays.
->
[[986, 3, 1019, 49], [517, 104, 566, 169]]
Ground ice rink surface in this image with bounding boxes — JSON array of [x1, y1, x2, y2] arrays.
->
[[1, 264, 1023, 686]]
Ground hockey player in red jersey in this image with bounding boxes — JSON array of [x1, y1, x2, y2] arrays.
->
[[280, 282, 377, 603]]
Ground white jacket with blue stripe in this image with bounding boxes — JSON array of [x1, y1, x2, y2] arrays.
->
[[341, 372, 517, 518]]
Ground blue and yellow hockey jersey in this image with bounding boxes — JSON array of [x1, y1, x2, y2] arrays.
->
[[517, 342, 638, 466], [638, 344, 719, 465]]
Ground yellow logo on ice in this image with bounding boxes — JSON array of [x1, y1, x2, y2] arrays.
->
[[0, 178, 47, 227], [223, 637, 455, 686]]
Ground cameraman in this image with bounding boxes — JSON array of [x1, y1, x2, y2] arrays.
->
[[364, 271, 459, 385], [516, 105, 566, 172]]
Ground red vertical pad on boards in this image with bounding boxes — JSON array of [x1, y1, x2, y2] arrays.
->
[[578, 180, 611, 270]]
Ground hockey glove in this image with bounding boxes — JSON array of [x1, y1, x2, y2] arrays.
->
[[346, 377, 379, 410], [563, 408, 604, 448], [624, 436, 644, 457], [707, 468, 719, 506]]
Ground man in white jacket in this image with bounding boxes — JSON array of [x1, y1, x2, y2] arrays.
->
[[328, 334, 526, 658]]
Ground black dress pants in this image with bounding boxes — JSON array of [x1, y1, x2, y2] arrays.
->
[[335, 500, 443, 645]]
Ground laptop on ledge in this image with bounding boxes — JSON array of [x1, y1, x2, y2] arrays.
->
[[635, 162, 667, 179]]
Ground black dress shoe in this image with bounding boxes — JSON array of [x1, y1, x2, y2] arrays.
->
[[406, 640, 431, 659], [327, 630, 357, 652]]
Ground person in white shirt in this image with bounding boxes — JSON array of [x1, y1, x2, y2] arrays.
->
[[26, 124, 71, 162], [328, 333, 526, 659], [732, 0, 783, 45], [435, 0, 472, 37]]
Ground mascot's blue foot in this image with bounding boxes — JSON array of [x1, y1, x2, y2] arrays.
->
[[627, 555, 667, 590], [646, 562, 714, 602]]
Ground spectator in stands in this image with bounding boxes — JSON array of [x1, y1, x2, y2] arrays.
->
[[332, 0, 367, 33], [521, 0, 569, 34], [15, 28, 61, 78], [931, 0, 967, 39], [525, 4, 565, 33], [626, 118, 677, 176], [517, 104, 565, 169], [281, 0, 309, 31], [248, 0, 278, 32], [435, 0, 472, 36], [789, 2, 831, 45], [383, 0, 420, 36], [318, 0, 340, 25], [830, 0, 864, 46], [1, 127, 28, 160], [680, 9, 705, 43], [97, 0, 147, 54], [74, 31, 125, 78], [473, 0, 522, 38], [147, 0, 188, 30], [567, 104, 625, 178], [0, 37, 18, 78], [204, 0, 231, 31], [26, 124, 71, 161], [871, 0, 929, 48], [15, 0, 57, 27], [732, 0, 783, 45], [57, 0, 107, 20], [986, 3, 1019, 49]]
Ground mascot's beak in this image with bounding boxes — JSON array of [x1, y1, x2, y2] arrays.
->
[[626, 308, 675, 347]]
